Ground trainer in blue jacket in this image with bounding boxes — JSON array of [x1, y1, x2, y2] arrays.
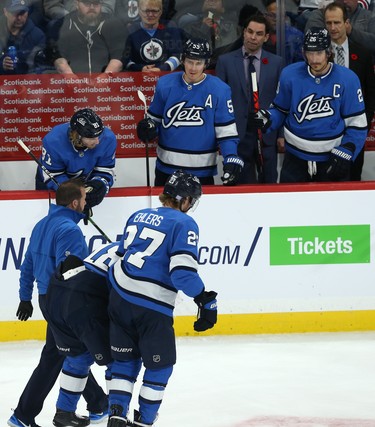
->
[[8, 179, 108, 427]]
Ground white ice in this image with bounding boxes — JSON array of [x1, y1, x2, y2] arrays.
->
[[1, 332, 375, 427]]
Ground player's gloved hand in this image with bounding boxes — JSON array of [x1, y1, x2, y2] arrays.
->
[[16, 300, 33, 321], [137, 118, 158, 142], [83, 205, 93, 225], [85, 178, 108, 208], [248, 109, 271, 132], [193, 290, 218, 332], [221, 155, 244, 186], [326, 143, 355, 181]]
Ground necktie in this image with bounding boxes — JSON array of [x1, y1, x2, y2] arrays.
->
[[248, 55, 256, 107], [336, 46, 345, 67]]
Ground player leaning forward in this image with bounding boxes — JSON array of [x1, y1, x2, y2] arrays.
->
[[35, 108, 116, 212], [137, 37, 244, 186], [106, 170, 218, 427], [251, 27, 368, 182]]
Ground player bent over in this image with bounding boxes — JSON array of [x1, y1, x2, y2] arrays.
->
[[250, 27, 368, 182], [137, 38, 244, 187], [106, 170, 218, 426], [45, 242, 122, 427], [36, 108, 117, 217]]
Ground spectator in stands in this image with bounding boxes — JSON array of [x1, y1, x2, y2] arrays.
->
[[264, 0, 304, 64], [324, 1, 375, 180], [305, 0, 375, 53], [0, 0, 45, 74], [179, 0, 238, 68], [115, 0, 176, 29], [44, 0, 115, 20], [122, 0, 185, 72], [46, 0, 126, 74], [216, 14, 284, 183]]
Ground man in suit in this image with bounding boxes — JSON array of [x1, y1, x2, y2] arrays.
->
[[306, 0, 375, 55], [324, 1, 375, 180], [216, 14, 284, 183]]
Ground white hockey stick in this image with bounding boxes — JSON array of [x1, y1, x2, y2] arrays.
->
[[137, 90, 151, 187], [137, 90, 148, 116], [17, 139, 112, 242]]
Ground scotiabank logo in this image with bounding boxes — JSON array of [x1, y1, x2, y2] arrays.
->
[[270, 225, 370, 265]]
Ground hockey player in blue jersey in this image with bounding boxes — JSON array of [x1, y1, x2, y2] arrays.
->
[[45, 242, 122, 427], [106, 170, 218, 427], [250, 27, 368, 182], [137, 37, 244, 186], [36, 108, 117, 212]]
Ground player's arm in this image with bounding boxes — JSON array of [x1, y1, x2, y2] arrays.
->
[[170, 220, 217, 332], [17, 246, 35, 321], [215, 85, 244, 185], [340, 76, 368, 160], [89, 129, 116, 188]]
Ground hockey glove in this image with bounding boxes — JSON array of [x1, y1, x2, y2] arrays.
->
[[137, 118, 158, 142], [248, 109, 271, 132], [83, 205, 93, 226], [326, 143, 355, 181], [16, 300, 33, 321], [193, 290, 218, 332], [222, 155, 244, 186], [85, 178, 108, 208]]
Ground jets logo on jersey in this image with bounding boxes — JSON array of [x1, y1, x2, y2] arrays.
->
[[163, 101, 204, 128], [141, 38, 163, 61], [294, 94, 334, 123]]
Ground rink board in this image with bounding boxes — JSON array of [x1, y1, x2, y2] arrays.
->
[[1, 183, 375, 341]]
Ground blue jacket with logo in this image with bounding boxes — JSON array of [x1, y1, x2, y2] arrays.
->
[[19, 204, 88, 300]]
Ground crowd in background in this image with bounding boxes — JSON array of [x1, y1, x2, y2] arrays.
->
[[1, 0, 374, 75]]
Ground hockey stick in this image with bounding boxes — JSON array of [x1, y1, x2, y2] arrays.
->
[[17, 139, 112, 243], [137, 90, 151, 187], [250, 70, 265, 183]]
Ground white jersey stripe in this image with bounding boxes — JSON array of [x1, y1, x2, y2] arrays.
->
[[157, 146, 218, 168], [113, 260, 177, 307]]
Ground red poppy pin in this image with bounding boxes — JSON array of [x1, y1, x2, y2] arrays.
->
[[158, 23, 165, 30], [351, 53, 358, 61], [262, 58, 268, 64]]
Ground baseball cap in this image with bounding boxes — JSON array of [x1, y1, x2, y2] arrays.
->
[[5, 0, 29, 13]]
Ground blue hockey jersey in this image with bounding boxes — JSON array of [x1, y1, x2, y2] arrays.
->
[[37, 122, 117, 190], [148, 72, 240, 177], [109, 206, 205, 317], [268, 62, 368, 161]]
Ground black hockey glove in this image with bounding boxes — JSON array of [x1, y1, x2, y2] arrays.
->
[[248, 109, 271, 132], [193, 290, 218, 332], [16, 300, 33, 321], [326, 143, 355, 181], [137, 118, 158, 142], [221, 155, 244, 186], [83, 205, 93, 225], [85, 179, 108, 208]]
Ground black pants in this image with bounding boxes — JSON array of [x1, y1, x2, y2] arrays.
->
[[13, 295, 108, 425], [280, 151, 350, 183]]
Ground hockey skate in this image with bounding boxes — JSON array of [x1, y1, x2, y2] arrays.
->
[[52, 409, 90, 427], [107, 404, 129, 427], [7, 414, 41, 427], [90, 410, 109, 424], [107, 416, 128, 427], [132, 410, 154, 426]]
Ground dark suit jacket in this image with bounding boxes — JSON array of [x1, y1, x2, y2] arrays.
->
[[348, 39, 375, 129], [215, 47, 284, 144]]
